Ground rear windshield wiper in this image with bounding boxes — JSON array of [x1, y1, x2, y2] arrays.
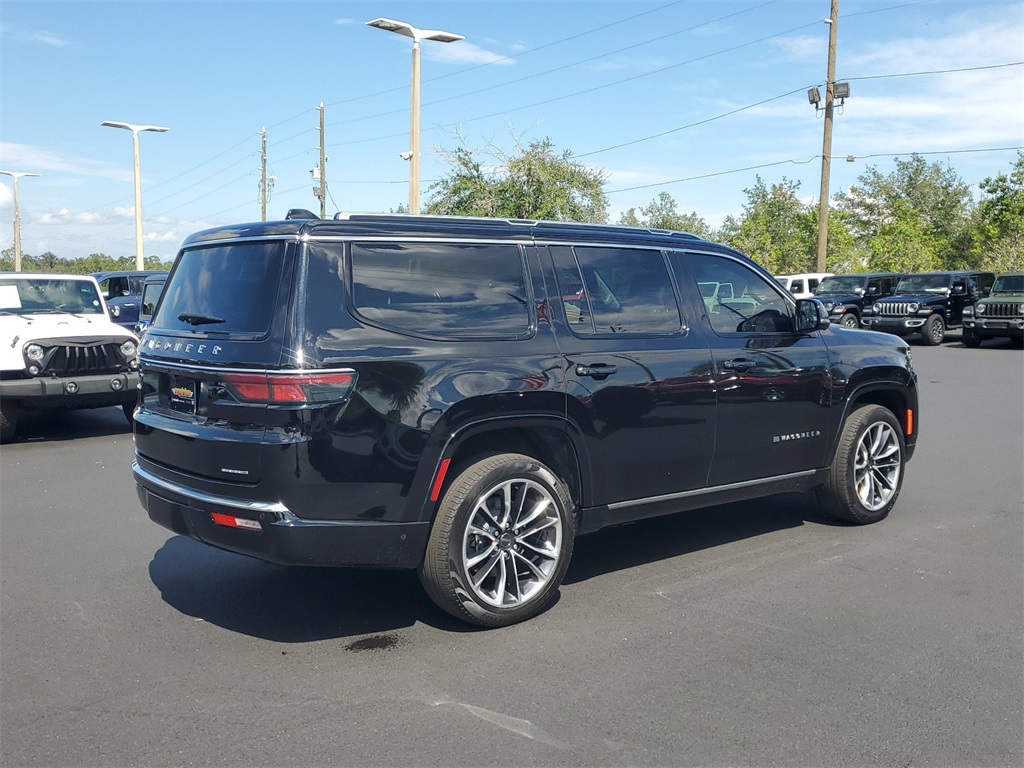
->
[[178, 312, 225, 326]]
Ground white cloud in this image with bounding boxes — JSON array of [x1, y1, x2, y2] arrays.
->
[[770, 34, 826, 61], [0, 142, 131, 182], [333, 18, 357, 26], [426, 41, 514, 66]]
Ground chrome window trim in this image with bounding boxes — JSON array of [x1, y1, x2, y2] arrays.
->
[[136, 359, 357, 377]]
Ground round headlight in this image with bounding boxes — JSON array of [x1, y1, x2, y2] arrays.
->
[[1018, 303, 1024, 315], [870, 304, 879, 314], [823, 301, 834, 312], [120, 340, 137, 357], [25, 344, 44, 361], [975, 303, 985, 314], [908, 303, 920, 313], [111, 305, 121, 317]]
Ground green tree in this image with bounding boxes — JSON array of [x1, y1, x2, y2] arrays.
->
[[836, 154, 976, 269], [618, 191, 714, 238], [976, 152, 1024, 272], [425, 137, 608, 223], [718, 177, 817, 274]]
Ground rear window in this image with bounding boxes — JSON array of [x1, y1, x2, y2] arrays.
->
[[153, 242, 288, 336], [349, 242, 532, 339]]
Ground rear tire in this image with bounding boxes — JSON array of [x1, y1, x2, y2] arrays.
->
[[817, 405, 906, 525], [0, 400, 18, 442], [921, 314, 945, 345], [419, 453, 575, 628]]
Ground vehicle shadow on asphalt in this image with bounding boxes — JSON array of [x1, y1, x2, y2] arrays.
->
[[148, 492, 834, 641], [148, 536, 474, 640], [565, 492, 834, 585], [5, 407, 131, 442]]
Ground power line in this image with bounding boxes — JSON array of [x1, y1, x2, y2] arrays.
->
[[606, 146, 1023, 194]]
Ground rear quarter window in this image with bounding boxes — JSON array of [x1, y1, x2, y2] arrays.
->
[[153, 242, 288, 336], [348, 242, 532, 339]]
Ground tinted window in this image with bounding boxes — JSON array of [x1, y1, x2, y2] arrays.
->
[[684, 253, 793, 334], [552, 246, 680, 335], [140, 281, 165, 320], [153, 242, 287, 335], [350, 242, 530, 339]]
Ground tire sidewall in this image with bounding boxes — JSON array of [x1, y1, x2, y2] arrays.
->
[[439, 455, 574, 627], [841, 407, 906, 524]]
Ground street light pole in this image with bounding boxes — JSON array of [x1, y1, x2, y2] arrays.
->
[[101, 120, 169, 270], [0, 171, 41, 272], [366, 17, 464, 214], [815, 0, 840, 273]]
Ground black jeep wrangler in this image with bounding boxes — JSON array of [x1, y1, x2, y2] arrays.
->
[[133, 213, 919, 627], [962, 272, 1024, 348], [813, 272, 904, 328], [862, 271, 995, 345]]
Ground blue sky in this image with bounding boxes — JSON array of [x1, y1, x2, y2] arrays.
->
[[1, 0, 1022, 262]]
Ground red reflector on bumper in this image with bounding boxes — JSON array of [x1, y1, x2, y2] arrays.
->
[[211, 512, 262, 531]]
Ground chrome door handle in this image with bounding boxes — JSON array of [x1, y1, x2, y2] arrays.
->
[[575, 364, 618, 379]]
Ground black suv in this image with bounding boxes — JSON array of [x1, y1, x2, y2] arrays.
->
[[133, 214, 919, 627], [862, 271, 995, 345], [92, 270, 163, 330], [813, 273, 904, 328]]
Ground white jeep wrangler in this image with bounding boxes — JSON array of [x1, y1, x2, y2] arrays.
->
[[0, 273, 140, 441]]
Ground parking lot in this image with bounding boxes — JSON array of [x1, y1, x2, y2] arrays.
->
[[1, 335, 1021, 767]]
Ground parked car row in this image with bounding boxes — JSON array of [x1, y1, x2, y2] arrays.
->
[[777, 269, 1022, 348]]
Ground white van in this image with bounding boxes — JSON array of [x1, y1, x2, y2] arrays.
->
[[776, 272, 834, 300]]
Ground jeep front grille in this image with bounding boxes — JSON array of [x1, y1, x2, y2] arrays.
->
[[981, 302, 1021, 318], [876, 303, 912, 317], [38, 342, 126, 376]]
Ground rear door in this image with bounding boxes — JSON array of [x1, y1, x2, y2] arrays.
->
[[671, 250, 832, 487], [547, 244, 716, 508]]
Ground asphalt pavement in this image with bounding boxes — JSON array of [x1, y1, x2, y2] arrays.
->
[[1, 335, 1021, 767]]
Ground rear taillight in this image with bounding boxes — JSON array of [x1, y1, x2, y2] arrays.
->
[[220, 370, 356, 404]]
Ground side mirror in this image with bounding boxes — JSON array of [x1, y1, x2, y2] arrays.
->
[[952, 284, 966, 295], [865, 286, 878, 296], [795, 299, 830, 332]]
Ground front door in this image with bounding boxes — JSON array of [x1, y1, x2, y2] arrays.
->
[[671, 251, 833, 487]]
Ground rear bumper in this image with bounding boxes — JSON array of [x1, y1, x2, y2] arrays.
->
[[134, 461, 428, 569]]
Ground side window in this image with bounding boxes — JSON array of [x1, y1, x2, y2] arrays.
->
[[551, 246, 681, 335], [685, 253, 793, 335], [790, 279, 804, 295], [808, 278, 819, 292], [349, 241, 531, 339], [867, 278, 881, 295]]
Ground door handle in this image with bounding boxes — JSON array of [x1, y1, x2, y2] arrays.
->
[[575, 364, 618, 379], [722, 358, 754, 373]]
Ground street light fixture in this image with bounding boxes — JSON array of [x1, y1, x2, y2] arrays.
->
[[101, 120, 169, 270], [0, 171, 41, 272], [366, 17, 464, 214]]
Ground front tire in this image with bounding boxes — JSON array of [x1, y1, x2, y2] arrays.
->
[[962, 328, 982, 348], [817, 405, 906, 525], [838, 312, 859, 328], [921, 314, 945, 345], [419, 453, 575, 628]]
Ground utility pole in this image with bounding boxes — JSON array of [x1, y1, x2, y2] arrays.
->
[[815, 0, 840, 273], [313, 102, 327, 219], [259, 128, 268, 221], [0, 171, 40, 272]]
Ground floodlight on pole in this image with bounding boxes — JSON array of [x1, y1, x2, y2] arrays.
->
[[366, 17, 464, 214], [101, 120, 169, 270], [0, 171, 41, 272]]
